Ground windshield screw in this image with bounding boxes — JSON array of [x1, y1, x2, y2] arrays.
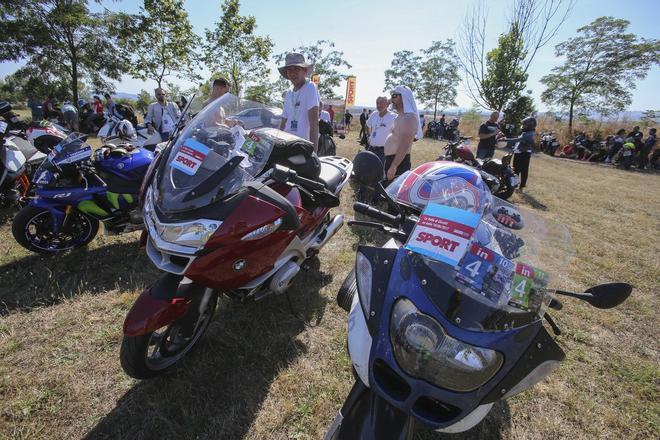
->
[[537, 343, 542, 349], [421, 279, 427, 286], [455, 317, 461, 324], [501, 388, 506, 394], [408, 251, 413, 256], [370, 311, 375, 317], [383, 259, 389, 265]]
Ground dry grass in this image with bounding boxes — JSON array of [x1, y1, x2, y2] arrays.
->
[[0, 132, 658, 440]]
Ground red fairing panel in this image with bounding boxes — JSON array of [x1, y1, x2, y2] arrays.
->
[[185, 188, 299, 290], [456, 145, 476, 162], [123, 289, 190, 336]]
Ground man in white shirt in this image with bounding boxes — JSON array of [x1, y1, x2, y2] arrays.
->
[[384, 85, 423, 183], [145, 88, 181, 141], [366, 96, 397, 167], [320, 101, 332, 123], [278, 53, 320, 152]]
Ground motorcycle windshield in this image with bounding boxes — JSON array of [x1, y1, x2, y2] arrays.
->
[[386, 165, 574, 331], [156, 94, 282, 214], [33, 133, 91, 181]]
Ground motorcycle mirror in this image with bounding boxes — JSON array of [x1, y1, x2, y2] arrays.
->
[[583, 282, 632, 309], [353, 150, 384, 186]]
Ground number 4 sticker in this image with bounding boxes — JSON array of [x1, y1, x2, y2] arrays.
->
[[464, 260, 482, 278]]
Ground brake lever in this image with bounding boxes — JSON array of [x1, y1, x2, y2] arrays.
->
[[544, 313, 561, 336], [348, 220, 407, 241]]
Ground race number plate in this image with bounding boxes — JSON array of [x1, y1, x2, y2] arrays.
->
[[171, 139, 209, 176], [455, 243, 515, 304], [405, 203, 481, 266], [508, 263, 548, 311]]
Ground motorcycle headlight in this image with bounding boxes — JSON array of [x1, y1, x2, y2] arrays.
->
[[158, 220, 220, 248], [144, 183, 220, 249], [390, 298, 503, 392], [355, 251, 373, 317]]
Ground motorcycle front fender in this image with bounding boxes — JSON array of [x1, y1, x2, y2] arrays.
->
[[324, 380, 415, 440], [123, 273, 191, 336]]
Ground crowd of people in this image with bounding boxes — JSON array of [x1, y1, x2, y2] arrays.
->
[[555, 126, 658, 170]]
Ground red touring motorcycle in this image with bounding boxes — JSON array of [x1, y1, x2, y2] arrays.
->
[[121, 95, 353, 378]]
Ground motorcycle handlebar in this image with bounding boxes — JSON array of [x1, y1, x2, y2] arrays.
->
[[353, 202, 399, 225]]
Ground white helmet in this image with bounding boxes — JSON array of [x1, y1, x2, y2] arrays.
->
[[117, 120, 137, 140]]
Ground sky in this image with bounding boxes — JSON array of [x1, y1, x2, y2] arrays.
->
[[1, 0, 658, 111]]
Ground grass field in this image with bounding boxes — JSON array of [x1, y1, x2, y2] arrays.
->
[[0, 132, 658, 440]]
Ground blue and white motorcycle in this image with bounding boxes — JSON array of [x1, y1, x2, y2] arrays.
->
[[11, 133, 154, 254], [325, 152, 632, 439]]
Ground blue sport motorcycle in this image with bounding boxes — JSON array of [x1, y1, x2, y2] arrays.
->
[[11, 133, 154, 254], [325, 152, 632, 439]]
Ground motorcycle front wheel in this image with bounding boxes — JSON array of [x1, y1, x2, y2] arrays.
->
[[12, 206, 99, 253], [120, 292, 218, 379]]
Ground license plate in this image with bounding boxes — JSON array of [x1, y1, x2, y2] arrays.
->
[[510, 175, 520, 187]]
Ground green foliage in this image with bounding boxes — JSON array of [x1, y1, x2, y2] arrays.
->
[[502, 92, 536, 130], [541, 16, 660, 132], [418, 40, 460, 118], [275, 40, 352, 99], [204, 0, 273, 97], [0, 0, 131, 106], [243, 83, 273, 105], [383, 50, 422, 93], [135, 90, 152, 115], [481, 24, 528, 111], [121, 0, 201, 88]]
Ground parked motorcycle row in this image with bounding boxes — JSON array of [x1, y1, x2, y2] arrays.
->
[[1, 94, 632, 439], [426, 118, 460, 141]]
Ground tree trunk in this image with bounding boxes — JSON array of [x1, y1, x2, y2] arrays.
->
[[568, 100, 574, 137], [71, 59, 79, 109], [434, 93, 438, 120]]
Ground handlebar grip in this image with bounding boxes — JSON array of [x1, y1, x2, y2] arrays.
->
[[549, 298, 563, 310], [353, 202, 398, 225], [294, 175, 326, 191]]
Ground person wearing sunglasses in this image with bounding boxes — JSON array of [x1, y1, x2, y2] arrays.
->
[[383, 85, 423, 183], [145, 87, 181, 141]]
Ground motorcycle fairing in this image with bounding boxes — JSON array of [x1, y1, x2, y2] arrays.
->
[[325, 379, 415, 440], [362, 247, 545, 430]]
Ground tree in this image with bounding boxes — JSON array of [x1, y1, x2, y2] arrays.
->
[[540, 17, 660, 134], [122, 0, 200, 89], [480, 24, 529, 111], [135, 89, 152, 115], [458, 0, 574, 109], [640, 110, 658, 128], [0, 0, 132, 106], [418, 40, 461, 119], [383, 50, 422, 93], [502, 92, 536, 130], [204, 0, 273, 97], [275, 40, 352, 98]]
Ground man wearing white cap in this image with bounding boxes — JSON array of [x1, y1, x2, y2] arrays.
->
[[384, 85, 423, 182], [278, 53, 321, 152]]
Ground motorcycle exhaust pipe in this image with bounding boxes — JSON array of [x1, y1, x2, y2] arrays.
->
[[313, 214, 344, 251]]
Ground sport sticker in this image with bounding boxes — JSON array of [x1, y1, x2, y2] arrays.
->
[[455, 243, 515, 304], [405, 203, 481, 266], [171, 139, 209, 176], [508, 263, 548, 311]]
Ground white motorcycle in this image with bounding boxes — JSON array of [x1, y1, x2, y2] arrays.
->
[[98, 113, 162, 151]]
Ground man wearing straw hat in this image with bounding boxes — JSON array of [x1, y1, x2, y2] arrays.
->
[[278, 53, 321, 152]]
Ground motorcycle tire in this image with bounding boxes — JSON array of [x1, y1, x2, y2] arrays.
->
[[337, 269, 357, 312], [494, 178, 515, 200], [120, 292, 218, 379], [12, 206, 99, 254]]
